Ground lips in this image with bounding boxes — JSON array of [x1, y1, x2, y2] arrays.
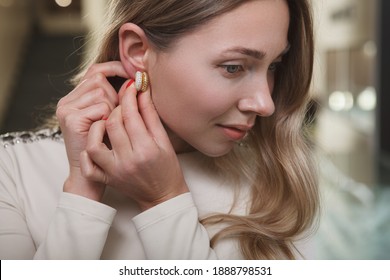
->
[[217, 124, 252, 141]]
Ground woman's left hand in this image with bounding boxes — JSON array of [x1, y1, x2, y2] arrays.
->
[[80, 81, 189, 211]]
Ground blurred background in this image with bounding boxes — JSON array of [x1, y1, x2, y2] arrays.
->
[[0, 0, 389, 259]]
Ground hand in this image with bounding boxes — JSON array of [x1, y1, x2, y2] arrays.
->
[[80, 81, 189, 210], [56, 62, 129, 201]]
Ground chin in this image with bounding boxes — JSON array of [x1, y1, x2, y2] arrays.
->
[[197, 144, 234, 158]]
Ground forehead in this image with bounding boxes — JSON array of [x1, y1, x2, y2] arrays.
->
[[169, 0, 290, 57], [208, 0, 290, 30]]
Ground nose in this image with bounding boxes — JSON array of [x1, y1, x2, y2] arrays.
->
[[237, 78, 275, 117]]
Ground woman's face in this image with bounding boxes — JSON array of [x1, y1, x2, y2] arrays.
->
[[147, 0, 290, 157]]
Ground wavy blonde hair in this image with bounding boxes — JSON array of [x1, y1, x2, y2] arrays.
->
[[75, 0, 319, 259]]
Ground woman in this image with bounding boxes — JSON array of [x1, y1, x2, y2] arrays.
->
[[0, 0, 318, 259]]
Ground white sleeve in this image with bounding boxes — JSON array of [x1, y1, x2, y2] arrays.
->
[[0, 147, 36, 259], [34, 192, 117, 260], [132, 193, 217, 259], [0, 144, 117, 259]]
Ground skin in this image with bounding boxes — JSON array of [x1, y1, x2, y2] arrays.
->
[[57, 62, 128, 201], [148, 0, 290, 156], [57, 0, 290, 210]]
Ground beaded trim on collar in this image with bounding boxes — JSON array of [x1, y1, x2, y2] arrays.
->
[[0, 127, 62, 148]]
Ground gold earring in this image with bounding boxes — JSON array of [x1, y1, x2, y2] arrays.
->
[[135, 71, 149, 92]]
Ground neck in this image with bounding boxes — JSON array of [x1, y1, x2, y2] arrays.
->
[[165, 126, 195, 154]]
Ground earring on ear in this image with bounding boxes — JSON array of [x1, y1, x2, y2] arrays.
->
[[135, 71, 149, 92]]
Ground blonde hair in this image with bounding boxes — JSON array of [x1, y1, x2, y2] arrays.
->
[[76, 0, 319, 259]]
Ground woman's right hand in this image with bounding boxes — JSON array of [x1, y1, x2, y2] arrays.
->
[[56, 61, 129, 201]]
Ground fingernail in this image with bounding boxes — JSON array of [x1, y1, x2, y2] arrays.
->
[[126, 79, 134, 89]]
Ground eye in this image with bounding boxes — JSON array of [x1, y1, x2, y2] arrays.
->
[[268, 62, 281, 72], [221, 64, 244, 74]]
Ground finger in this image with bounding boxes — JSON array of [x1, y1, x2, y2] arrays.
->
[[80, 150, 107, 184], [87, 120, 110, 150], [62, 87, 117, 113], [137, 87, 170, 143], [120, 83, 154, 148], [83, 61, 129, 81], [85, 120, 113, 172], [117, 79, 134, 104], [60, 61, 128, 106], [57, 102, 113, 128], [105, 106, 133, 152], [59, 73, 119, 107]]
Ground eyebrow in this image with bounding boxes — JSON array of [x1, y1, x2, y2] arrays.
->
[[223, 43, 291, 60]]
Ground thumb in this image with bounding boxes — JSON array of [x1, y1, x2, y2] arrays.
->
[[138, 87, 170, 142], [118, 79, 135, 104]]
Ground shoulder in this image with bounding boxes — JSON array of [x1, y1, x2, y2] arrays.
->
[[0, 127, 67, 183], [0, 127, 68, 209], [0, 127, 64, 161], [0, 127, 63, 148]]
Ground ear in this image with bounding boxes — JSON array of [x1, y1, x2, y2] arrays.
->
[[119, 23, 150, 78]]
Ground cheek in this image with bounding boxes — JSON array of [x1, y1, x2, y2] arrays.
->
[[151, 62, 230, 121]]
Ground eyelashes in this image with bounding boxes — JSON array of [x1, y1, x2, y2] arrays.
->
[[219, 61, 282, 77], [268, 61, 282, 72], [220, 65, 244, 74]]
